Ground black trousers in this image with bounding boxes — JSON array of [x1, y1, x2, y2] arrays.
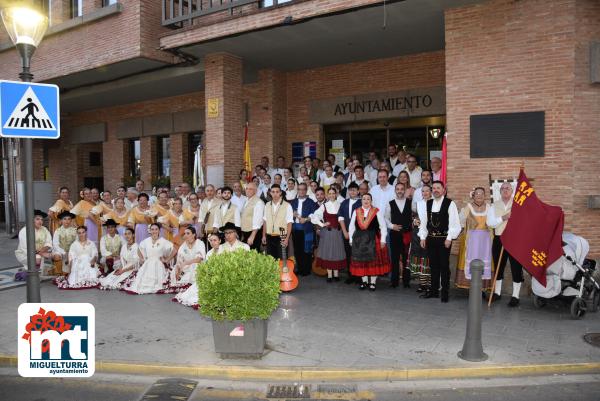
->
[[266, 235, 283, 260], [292, 230, 312, 275], [241, 229, 263, 251], [492, 235, 524, 283], [426, 236, 451, 296], [390, 231, 409, 285]]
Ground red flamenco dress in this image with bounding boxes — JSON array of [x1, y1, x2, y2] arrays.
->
[[350, 207, 391, 277]]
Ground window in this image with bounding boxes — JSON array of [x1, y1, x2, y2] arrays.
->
[[188, 132, 203, 177], [157, 136, 171, 177], [89, 152, 101, 167], [70, 0, 82, 18], [262, 0, 292, 7], [103, 0, 117, 6], [129, 139, 141, 178]]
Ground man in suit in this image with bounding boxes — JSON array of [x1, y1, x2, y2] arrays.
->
[[290, 183, 318, 276], [339, 182, 362, 284]]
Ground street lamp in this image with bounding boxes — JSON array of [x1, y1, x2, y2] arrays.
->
[[1, 5, 48, 302]]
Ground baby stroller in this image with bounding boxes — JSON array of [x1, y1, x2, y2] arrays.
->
[[532, 232, 600, 319]]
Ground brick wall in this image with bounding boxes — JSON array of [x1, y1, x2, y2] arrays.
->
[[286, 51, 446, 159], [445, 0, 600, 255], [572, 0, 600, 254], [0, 0, 172, 82], [52, 91, 205, 193]]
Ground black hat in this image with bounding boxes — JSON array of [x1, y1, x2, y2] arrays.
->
[[34, 210, 48, 219], [220, 222, 237, 232], [103, 219, 118, 227], [57, 211, 76, 220]]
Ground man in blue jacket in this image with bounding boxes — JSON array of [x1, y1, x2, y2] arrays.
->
[[290, 183, 319, 276], [339, 182, 362, 284]]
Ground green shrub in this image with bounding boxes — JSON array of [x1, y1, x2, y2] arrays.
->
[[197, 250, 280, 321]]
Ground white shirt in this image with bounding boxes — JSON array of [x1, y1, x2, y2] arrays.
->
[[100, 233, 126, 258], [218, 240, 250, 253], [370, 183, 395, 212], [345, 198, 360, 221], [368, 169, 379, 185], [311, 201, 343, 227], [243, 196, 265, 231], [404, 166, 423, 189], [486, 200, 512, 235], [214, 201, 241, 228], [384, 198, 408, 230], [411, 185, 431, 212], [348, 207, 387, 245], [432, 170, 441, 181], [392, 162, 407, 177], [124, 198, 138, 210], [320, 175, 336, 188], [263, 200, 294, 224], [231, 193, 247, 211], [285, 189, 297, 201], [417, 196, 461, 241]]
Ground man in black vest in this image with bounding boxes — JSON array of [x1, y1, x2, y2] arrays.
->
[[385, 182, 413, 288], [417, 181, 461, 302]]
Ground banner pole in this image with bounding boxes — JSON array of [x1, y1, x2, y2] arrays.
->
[[488, 246, 504, 308]]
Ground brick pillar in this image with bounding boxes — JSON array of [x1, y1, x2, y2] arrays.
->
[[204, 53, 244, 187], [103, 122, 128, 191], [169, 132, 189, 188], [140, 136, 157, 191]]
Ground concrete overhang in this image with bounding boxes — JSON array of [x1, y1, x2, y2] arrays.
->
[[58, 63, 204, 113], [166, 0, 485, 72]]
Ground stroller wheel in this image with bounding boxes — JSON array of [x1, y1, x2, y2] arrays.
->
[[590, 289, 600, 313], [533, 295, 546, 309], [570, 297, 587, 319]]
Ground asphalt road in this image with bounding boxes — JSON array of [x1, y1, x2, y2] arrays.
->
[[2, 370, 600, 401]]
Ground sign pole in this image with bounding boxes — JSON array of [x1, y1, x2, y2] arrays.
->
[[19, 68, 41, 303]]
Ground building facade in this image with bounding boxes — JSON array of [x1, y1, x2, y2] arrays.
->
[[0, 0, 599, 253]]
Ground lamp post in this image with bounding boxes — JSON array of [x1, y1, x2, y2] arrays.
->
[[1, 5, 48, 302]]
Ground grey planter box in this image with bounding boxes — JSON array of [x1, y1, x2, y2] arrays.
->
[[211, 319, 267, 359]]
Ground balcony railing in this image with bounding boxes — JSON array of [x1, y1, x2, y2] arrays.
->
[[162, 0, 294, 28]]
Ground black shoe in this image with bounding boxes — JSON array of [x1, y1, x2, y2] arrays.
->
[[359, 283, 367, 290], [326, 277, 332, 283], [508, 297, 520, 307], [416, 286, 424, 293], [369, 284, 376, 291], [423, 291, 439, 299], [333, 276, 340, 282], [441, 293, 449, 303], [390, 282, 399, 288], [403, 282, 411, 289], [491, 293, 502, 302]]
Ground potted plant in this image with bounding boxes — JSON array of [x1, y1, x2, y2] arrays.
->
[[197, 249, 280, 358]]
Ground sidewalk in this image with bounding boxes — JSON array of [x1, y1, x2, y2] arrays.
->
[[1, 272, 599, 376]]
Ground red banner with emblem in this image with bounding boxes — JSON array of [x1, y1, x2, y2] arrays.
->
[[500, 170, 564, 286]]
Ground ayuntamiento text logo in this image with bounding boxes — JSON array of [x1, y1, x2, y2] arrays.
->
[[18, 303, 95, 377]]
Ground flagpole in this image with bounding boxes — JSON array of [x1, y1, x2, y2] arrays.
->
[[488, 246, 504, 308]]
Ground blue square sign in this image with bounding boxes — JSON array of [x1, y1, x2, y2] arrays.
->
[[0, 80, 60, 139]]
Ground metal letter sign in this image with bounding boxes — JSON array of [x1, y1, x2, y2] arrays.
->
[[0, 80, 60, 139]]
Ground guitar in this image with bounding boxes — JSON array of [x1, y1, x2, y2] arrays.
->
[[279, 228, 298, 292]]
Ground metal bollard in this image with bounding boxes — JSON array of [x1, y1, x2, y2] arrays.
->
[[458, 259, 488, 362]]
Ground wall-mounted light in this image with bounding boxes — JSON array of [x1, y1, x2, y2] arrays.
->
[[429, 128, 442, 139]]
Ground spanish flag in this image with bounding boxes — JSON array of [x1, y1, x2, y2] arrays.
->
[[501, 169, 564, 286], [243, 122, 252, 181]]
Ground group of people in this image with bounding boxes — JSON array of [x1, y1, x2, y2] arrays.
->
[[15, 144, 525, 308]]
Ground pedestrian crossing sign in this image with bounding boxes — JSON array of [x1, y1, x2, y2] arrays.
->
[[0, 80, 60, 139]]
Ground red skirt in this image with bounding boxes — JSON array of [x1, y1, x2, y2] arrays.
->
[[350, 234, 391, 276]]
